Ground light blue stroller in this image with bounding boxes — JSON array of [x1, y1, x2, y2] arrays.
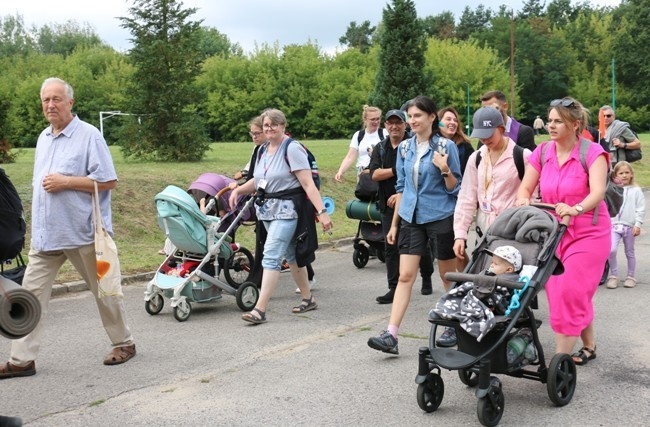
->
[[144, 185, 259, 322]]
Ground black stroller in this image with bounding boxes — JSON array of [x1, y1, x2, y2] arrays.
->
[[345, 199, 385, 268], [415, 205, 577, 426]]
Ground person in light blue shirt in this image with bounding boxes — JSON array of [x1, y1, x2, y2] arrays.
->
[[368, 95, 461, 355], [0, 78, 135, 380]]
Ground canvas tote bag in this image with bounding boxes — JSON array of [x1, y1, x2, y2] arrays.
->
[[93, 181, 123, 297]]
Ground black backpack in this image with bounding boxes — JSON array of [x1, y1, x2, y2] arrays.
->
[[0, 167, 26, 260], [258, 138, 321, 189], [475, 144, 526, 180], [357, 128, 385, 144]]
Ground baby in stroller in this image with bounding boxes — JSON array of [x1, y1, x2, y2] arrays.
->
[[432, 245, 522, 343], [144, 173, 259, 322]]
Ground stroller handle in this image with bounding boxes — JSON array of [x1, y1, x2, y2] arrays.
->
[[445, 272, 525, 290], [530, 202, 571, 226]]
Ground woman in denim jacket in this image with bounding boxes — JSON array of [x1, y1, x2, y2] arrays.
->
[[368, 95, 461, 355]]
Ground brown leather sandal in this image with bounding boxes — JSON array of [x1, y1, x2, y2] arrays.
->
[[103, 344, 136, 366], [0, 361, 36, 379]]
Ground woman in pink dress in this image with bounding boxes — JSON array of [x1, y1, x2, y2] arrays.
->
[[516, 97, 610, 366]]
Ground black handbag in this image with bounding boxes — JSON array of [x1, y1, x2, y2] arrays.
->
[[354, 170, 378, 201], [1, 253, 26, 286], [624, 147, 642, 163]]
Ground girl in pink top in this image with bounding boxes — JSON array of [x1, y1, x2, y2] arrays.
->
[[516, 97, 610, 366]]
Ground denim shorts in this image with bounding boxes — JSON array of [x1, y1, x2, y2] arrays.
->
[[398, 215, 455, 260], [261, 218, 298, 270]]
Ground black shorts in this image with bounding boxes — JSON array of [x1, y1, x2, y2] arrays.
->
[[398, 215, 455, 261]]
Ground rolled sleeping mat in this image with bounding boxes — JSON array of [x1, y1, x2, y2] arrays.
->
[[0, 276, 42, 339], [345, 199, 381, 222]]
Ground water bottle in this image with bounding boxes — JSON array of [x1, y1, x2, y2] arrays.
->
[[524, 341, 537, 364], [506, 335, 527, 366]]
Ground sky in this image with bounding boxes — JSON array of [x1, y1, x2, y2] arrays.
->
[[7, 0, 622, 54]]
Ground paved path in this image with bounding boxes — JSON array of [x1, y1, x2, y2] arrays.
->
[[2, 200, 650, 426]]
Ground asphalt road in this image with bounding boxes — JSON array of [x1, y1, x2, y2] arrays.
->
[[2, 209, 650, 426]]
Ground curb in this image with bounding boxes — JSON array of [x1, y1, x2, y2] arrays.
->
[[51, 237, 356, 297]]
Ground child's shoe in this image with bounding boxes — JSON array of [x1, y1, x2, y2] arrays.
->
[[606, 276, 618, 289], [624, 277, 637, 288]]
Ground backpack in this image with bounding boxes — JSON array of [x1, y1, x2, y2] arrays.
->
[[258, 138, 321, 190], [0, 167, 26, 261], [475, 144, 526, 180], [357, 128, 385, 144], [540, 138, 623, 222]]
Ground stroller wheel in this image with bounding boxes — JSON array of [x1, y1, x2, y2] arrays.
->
[[173, 299, 192, 322], [477, 377, 504, 427], [416, 373, 444, 413], [224, 247, 254, 289], [145, 294, 164, 315], [353, 246, 369, 268], [376, 248, 385, 263], [236, 282, 260, 311], [547, 353, 577, 406], [458, 368, 479, 387]]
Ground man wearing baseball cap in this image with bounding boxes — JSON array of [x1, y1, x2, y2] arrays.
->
[[479, 90, 536, 151], [368, 109, 434, 304]]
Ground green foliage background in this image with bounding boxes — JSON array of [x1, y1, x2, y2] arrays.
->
[[2, 0, 650, 157]]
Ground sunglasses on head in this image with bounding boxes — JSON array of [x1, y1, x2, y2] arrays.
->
[[550, 98, 575, 107]]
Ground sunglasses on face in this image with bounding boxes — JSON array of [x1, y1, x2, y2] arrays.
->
[[550, 98, 575, 107], [604, 114, 613, 118]]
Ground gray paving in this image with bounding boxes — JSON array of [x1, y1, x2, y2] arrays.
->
[[2, 198, 650, 426]]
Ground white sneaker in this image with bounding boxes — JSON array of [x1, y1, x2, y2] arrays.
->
[[296, 278, 316, 294]]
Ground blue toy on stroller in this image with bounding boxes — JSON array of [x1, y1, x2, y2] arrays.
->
[[144, 181, 259, 322], [415, 205, 576, 426]]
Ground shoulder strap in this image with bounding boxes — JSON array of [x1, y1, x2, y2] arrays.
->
[[513, 145, 525, 180], [475, 145, 524, 180], [357, 129, 365, 144], [378, 128, 385, 140]]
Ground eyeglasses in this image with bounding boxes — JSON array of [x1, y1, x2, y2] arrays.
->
[[249, 131, 263, 137], [604, 114, 613, 118], [550, 98, 575, 107], [385, 121, 405, 127], [263, 123, 279, 130]]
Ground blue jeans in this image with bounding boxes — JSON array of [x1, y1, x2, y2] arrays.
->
[[261, 218, 298, 270]]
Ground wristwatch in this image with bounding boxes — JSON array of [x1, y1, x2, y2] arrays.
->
[[441, 169, 450, 178], [575, 204, 584, 214], [316, 208, 327, 216]]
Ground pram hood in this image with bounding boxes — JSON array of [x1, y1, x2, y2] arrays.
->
[[155, 185, 217, 254]]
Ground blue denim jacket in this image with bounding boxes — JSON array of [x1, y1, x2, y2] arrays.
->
[[395, 134, 461, 224]]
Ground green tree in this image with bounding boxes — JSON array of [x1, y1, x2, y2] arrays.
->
[[370, 0, 427, 112], [339, 20, 376, 53], [0, 14, 34, 57], [196, 26, 243, 60], [520, 0, 546, 19], [36, 21, 105, 57], [119, 0, 210, 161], [613, 0, 650, 110], [421, 12, 456, 40], [456, 5, 493, 40]]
